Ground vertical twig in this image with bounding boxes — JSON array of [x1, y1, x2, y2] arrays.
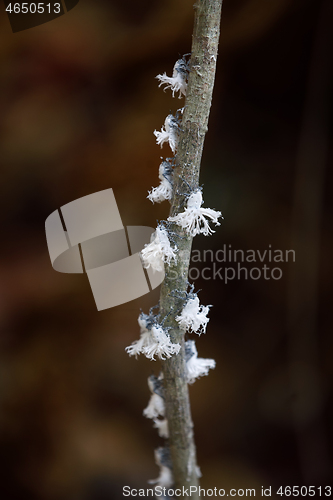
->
[[159, 0, 223, 492]]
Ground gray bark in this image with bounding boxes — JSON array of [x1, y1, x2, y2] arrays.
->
[[159, 0, 223, 494]]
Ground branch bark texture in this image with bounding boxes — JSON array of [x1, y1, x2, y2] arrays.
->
[[159, 0, 223, 493]]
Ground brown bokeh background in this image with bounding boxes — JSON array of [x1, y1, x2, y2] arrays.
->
[[0, 0, 332, 498]]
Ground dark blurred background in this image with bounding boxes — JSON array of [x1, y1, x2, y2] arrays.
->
[[0, 0, 332, 498]]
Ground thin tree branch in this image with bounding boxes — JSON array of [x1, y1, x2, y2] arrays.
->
[[159, 0, 223, 493]]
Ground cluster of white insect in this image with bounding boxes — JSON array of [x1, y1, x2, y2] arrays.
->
[[168, 189, 221, 237], [154, 114, 179, 154], [147, 161, 174, 204], [125, 312, 180, 361], [156, 58, 188, 98], [176, 294, 211, 335], [185, 339, 216, 385], [148, 447, 174, 489], [125, 56, 222, 491], [141, 224, 177, 273], [143, 375, 169, 438]]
